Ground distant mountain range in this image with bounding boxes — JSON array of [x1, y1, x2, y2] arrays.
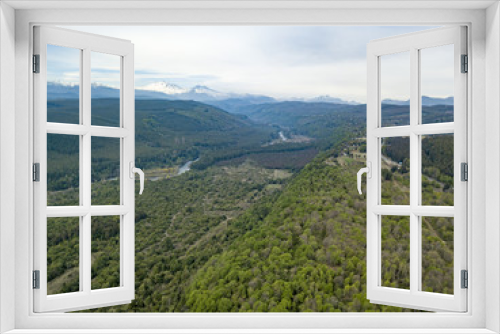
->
[[47, 81, 453, 108], [382, 96, 454, 106], [47, 81, 358, 106], [47, 81, 271, 102], [47, 82, 170, 100], [137, 82, 232, 100]]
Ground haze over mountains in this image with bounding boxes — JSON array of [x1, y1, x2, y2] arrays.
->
[[382, 96, 454, 106], [47, 81, 454, 108]]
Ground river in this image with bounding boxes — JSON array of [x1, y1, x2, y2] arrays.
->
[[279, 131, 288, 142], [177, 158, 199, 175]]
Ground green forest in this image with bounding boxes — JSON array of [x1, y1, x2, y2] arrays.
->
[[46, 97, 455, 312]]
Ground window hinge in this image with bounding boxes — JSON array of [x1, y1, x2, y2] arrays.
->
[[461, 270, 468, 289], [33, 54, 40, 73], [33, 163, 40, 182], [461, 54, 468, 73], [461, 162, 468, 181], [33, 270, 40, 289]]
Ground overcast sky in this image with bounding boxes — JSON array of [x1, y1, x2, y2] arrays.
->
[[53, 25, 453, 103]]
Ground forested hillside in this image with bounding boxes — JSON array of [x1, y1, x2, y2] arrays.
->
[[46, 97, 455, 312], [47, 99, 277, 195], [233, 102, 364, 142], [184, 136, 454, 312]]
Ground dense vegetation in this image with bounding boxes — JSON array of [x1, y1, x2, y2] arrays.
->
[[46, 97, 455, 312], [381, 134, 454, 206], [235, 102, 364, 147], [184, 136, 454, 312], [47, 99, 277, 196], [185, 144, 385, 312]]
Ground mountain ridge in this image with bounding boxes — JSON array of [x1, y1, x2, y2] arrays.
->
[[382, 96, 454, 106], [47, 81, 359, 106], [47, 81, 454, 109]]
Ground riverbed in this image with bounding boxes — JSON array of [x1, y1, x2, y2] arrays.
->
[[177, 159, 197, 175]]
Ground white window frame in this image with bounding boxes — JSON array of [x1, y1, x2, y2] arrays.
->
[[365, 26, 467, 312], [1, 1, 499, 333], [33, 26, 136, 313]]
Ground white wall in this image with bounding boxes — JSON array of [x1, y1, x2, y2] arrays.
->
[[0, 1, 16, 333], [5, 5, 493, 332], [486, 2, 500, 333]]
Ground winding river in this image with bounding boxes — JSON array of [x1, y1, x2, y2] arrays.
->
[[177, 158, 200, 175], [279, 131, 288, 142]]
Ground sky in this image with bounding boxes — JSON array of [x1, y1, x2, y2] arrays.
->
[[50, 26, 454, 103]]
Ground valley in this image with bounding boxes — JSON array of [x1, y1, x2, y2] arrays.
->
[[45, 95, 455, 312]]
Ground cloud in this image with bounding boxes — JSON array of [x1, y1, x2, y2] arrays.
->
[[47, 44, 81, 84], [57, 25, 444, 102], [134, 70, 219, 88]]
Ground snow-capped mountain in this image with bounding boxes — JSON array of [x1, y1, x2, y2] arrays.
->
[[136, 82, 231, 101], [189, 85, 229, 99], [136, 82, 188, 95], [47, 80, 367, 108], [302, 95, 359, 105]]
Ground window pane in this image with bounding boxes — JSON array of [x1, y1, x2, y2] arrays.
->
[[47, 134, 79, 206], [381, 137, 410, 205], [91, 137, 120, 205], [421, 134, 454, 206], [47, 44, 80, 124], [381, 215, 410, 290], [422, 217, 454, 294], [380, 52, 410, 127], [420, 44, 454, 124], [91, 216, 120, 290], [47, 217, 80, 295], [91, 52, 121, 127]]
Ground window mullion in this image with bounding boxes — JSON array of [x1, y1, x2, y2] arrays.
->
[[409, 47, 420, 294], [82, 47, 92, 294], [78, 48, 84, 293], [122, 51, 135, 293]]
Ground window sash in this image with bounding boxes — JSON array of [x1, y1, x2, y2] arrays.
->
[[33, 25, 135, 313], [366, 26, 468, 312]]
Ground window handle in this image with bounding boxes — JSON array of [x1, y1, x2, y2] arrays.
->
[[357, 162, 371, 195], [129, 162, 145, 195]]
